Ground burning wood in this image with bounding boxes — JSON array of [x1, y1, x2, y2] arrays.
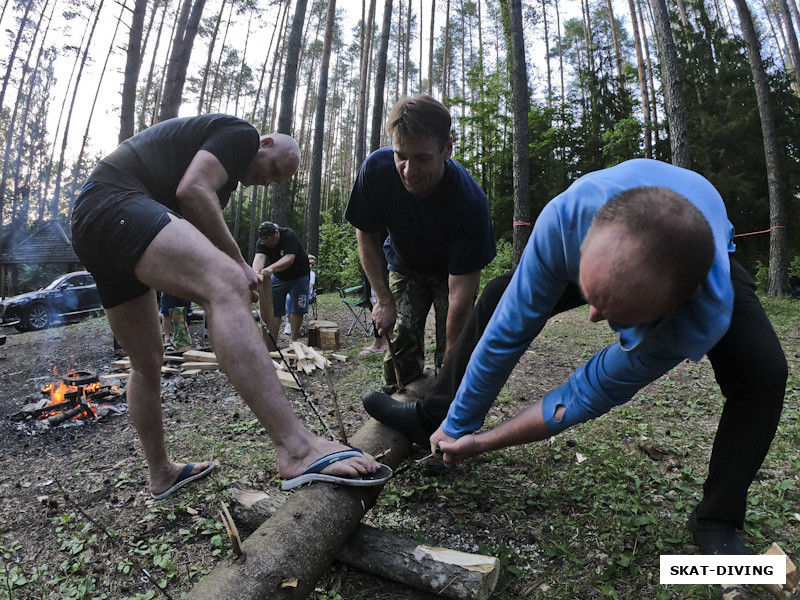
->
[[10, 370, 125, 427]]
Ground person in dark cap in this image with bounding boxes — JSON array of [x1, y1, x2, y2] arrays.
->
[[252, 221, 311, 343]]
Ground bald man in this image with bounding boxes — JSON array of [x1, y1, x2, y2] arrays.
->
[[72, 114, 389, 500], [366, 159, 785, 555]]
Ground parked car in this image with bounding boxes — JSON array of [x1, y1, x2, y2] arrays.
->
[[0, 271, 103, 332]]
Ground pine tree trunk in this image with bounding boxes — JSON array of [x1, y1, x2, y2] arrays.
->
[[52, 0, 106, 220], [120, 0, 147, 143], [638, 0, 660, 154], [233, 11, 253, 116], [158, 0, 206, 122], [427, 0, 435, 94], [730, 0, 789, 295], [441, 0, 450, 99], [776, 0, 800, 92], [74, 1, 125, 202], [650, 0, 690, 167], [370, 0, 394, 152], [628, 0, 652, 157], [507, 0, 531, 265], [271, 0, 310, 225], [355, 0, 377, 169], [209, 1, 235, 113], [0, 0, 32, 110], [760, 0, 790, 72], [403, 0, 411, 96], [137, 0, 170, 131], [197, 0, 227, 114], [606, 0, 625, 88], [306, 0, 337, 257], [419, 0, 424, 92], [249, 0, 285, 124], [542, 0, 552, 108], [0, 0, 50, 231], [259, 0, 291, 132], [555, 0, 565, 106]]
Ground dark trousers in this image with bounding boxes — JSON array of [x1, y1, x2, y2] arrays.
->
[[419, 260, 786, 527]]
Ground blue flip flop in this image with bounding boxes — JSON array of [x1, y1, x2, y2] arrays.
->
[[151, 462, 215, 500], [281, 448, 392, 491]]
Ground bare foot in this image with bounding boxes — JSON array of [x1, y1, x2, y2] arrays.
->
[[149, 461, 213, 496], [276, 438, 381, 480]]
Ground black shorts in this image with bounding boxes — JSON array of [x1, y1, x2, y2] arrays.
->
[[71, 183, 176, 309]]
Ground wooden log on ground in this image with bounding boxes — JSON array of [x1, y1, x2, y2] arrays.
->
[[186, 383, 429, 600], [763, 543, 800, 599], [228, 487, 499, 600], [181, 361, 221, 371], [340, 525, 499, 600]]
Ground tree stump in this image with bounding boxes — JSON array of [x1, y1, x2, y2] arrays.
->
[[307, 319, 340, 351]]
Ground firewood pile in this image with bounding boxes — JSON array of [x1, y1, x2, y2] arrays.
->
[[109, 343, 347, 390]]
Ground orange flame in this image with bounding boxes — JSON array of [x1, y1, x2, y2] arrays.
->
[[40, 372, 112, 419]]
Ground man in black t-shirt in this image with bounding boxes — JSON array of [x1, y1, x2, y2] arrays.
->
[[71, 114, 389, 499], [252, 221, 310, 343]]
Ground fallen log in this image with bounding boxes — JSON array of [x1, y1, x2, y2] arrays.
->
[[228, 486, 499, 600], [186, 385, 424, 600], [180, 361, 221, 371], [340, 525, 499, 600]]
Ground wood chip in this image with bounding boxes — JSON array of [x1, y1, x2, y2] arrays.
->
[[182, 349, 218, 362]]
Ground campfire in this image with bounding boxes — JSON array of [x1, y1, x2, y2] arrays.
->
[[11, 370, 125, 427]]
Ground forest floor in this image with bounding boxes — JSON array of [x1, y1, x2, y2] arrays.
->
[[0, 291, 799, 600]]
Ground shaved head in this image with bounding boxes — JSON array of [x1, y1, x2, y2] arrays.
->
[[241, 133, 301, 187]]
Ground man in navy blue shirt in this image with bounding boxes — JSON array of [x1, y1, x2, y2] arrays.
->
[[346, 95, 496, 389]]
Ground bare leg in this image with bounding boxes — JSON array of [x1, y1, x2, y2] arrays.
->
[[105, 290, 211, 496], [288, 312, 303, 342], [129, 217, 378, 483]]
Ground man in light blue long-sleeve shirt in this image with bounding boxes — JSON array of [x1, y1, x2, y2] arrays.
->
[[418, 159, 785, 555]]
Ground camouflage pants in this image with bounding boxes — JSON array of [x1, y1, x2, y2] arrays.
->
[[383, 271, 449, 387]]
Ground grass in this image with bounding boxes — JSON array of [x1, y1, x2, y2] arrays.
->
[[362, 295, 800, 600], [1, 292, 797, 600]]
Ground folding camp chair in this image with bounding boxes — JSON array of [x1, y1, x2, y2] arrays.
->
[[338, 275, 374, 336]]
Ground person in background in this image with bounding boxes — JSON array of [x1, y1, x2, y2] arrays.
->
[[345, 94, 495, 389], [284, 254, 317, 334], [359, 287, 389, 355], [252, 221, 310, 344]]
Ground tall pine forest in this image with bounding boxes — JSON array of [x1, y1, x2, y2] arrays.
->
[[1, 0, 798, 295]]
